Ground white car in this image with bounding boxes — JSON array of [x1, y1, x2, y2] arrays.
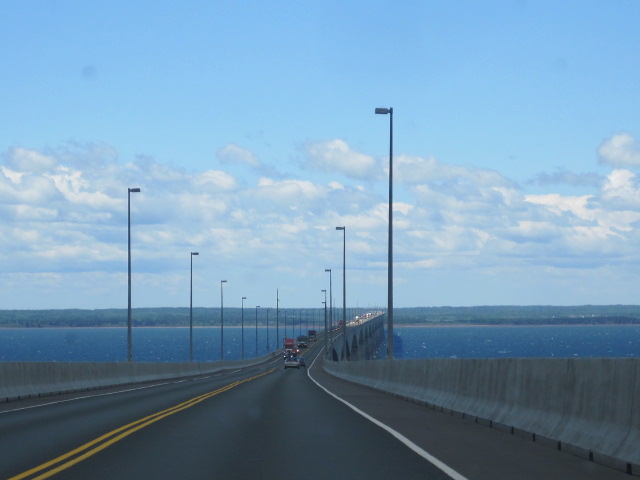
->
[[283, 356, 300, 369]]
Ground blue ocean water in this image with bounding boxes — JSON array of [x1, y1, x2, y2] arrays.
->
[[0, 327, 289, 362], [1, 325, 639, 362], [390, 325, 640, 359]]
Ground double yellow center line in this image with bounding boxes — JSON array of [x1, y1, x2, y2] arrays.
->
[[10, 368, 275, 480]]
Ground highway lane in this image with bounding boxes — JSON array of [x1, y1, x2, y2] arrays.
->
[[1, 365, 276, 479], [1, 344, 453, 480]]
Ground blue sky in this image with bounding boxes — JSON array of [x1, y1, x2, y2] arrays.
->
[[1, 1, 640, 310]]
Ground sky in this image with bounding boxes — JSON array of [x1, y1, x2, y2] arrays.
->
[[1, 1, 640, 311]]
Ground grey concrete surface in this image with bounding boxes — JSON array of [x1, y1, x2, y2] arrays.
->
[[0, 352, 279, 401]]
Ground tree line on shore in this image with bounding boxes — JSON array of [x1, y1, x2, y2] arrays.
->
[[1, 305, 640, 328]]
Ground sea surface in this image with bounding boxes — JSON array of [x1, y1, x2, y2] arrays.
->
[[390, 325, 640, 359], [0, 325, 639, 362], [0, 327, 284, 362]]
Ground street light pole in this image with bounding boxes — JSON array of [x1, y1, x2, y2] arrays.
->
[[241, 296, 246, 359], [321, 289, 327, 353], [336, 226, 346, 360], [127, 187, 140, 363], [325, 268, 333, 349], [255, 306, 261, 357], [266, 309, 270, 351], [276, 289, 280, 351], [220, 280, 227, 361], [375, 106, 394, 359], [190, 252, 199, 362]]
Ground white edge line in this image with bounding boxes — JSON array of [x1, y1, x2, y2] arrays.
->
[[307, 350, 469, 480], [1, 358, 278, 414], [0, 381, 173, 414]]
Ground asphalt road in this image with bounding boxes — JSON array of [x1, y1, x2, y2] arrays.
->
[[1, 343, 450, 480], [308, 352, 633, 480], [1, 340, 632, 480]]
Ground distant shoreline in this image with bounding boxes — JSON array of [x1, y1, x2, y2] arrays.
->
[[2, 305, 640, 328], [3, 322, 640, 329]]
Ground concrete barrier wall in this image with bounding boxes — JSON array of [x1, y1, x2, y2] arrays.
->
[[324, 358, 640, 471], [0, 352, 279, 402]]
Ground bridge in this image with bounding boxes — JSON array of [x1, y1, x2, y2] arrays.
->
[[325, 310, 386, 361], [0, 316, 638, 479]]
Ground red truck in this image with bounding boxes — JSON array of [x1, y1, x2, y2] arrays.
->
[[283, 338, 296, 356]]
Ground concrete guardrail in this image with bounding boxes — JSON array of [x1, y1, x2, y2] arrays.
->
[[0, 352, 279, 402], [323, 357, 640, 476]]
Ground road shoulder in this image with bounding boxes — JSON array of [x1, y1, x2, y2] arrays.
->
[[309, 355, 632, 480]]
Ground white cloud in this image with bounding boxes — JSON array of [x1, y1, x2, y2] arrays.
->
[[0, 172, 60, 205], [1, 166, 25, 184], [194, 170, 238, 191], [50, 166, 120, 210], [600, 169, 640, 205], [217, 143, 260, 168], [4, 147, 56, 173], [396, 154, 509, 189], [4, 140, 640, 308], [525, 193, 595, 220], [8, 205, 58, 221], [254, 177, 326, 209], [302, 139, 378, 180], [598, 133, 640, 168]]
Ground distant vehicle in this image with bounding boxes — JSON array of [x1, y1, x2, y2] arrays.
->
[[297, 357, 306, 368], [284, 356, 300, 369], [296, 335, 308, 348], [283, 337, 295, 353], [308, 330, 317, 341]]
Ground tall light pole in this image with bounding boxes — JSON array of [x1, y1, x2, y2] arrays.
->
[[292, 309, 296, 337], [276, 289, 280, 351], [266, 309, 270, 351], [321, 289, 327, 353], [325, 268, 333, 348], [336, 226, 346, 360], [127, 187, 141, 362], [220, 280, 227, 361], [189, 252, 199, 362], [255, 305, 261, 357], [241, 296, 246, 359], [375, 106, 394, 359]]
